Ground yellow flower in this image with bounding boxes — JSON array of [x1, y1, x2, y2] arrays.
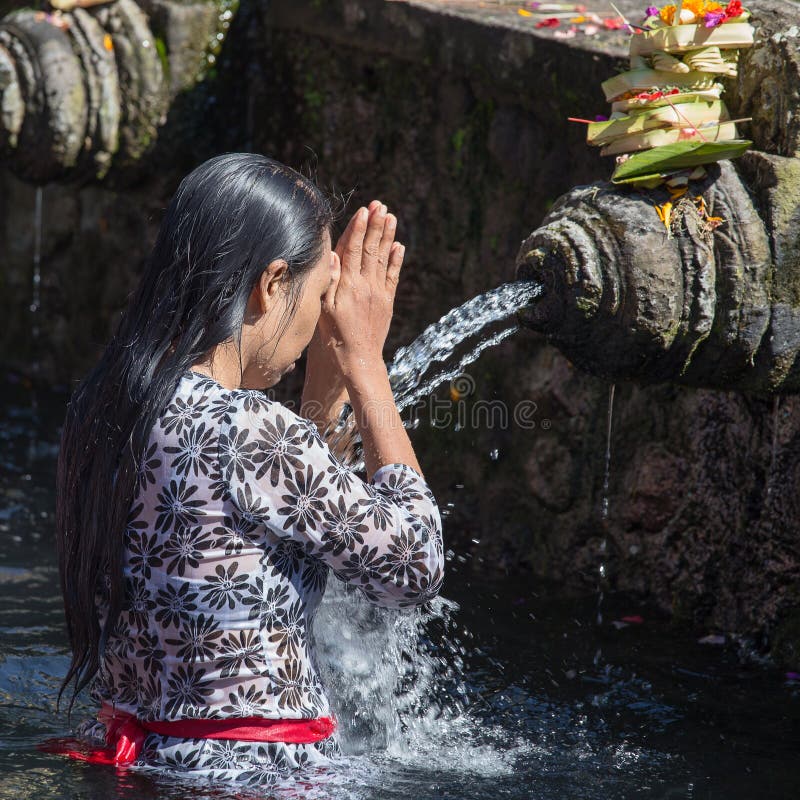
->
[[682, 0, 705, 15], [659, 4, 676, 23]]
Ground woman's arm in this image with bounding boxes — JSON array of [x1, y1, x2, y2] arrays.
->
[[300, 335, 349, 434], [223, 396, 444, 609]]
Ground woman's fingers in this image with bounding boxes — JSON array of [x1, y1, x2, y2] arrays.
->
[[360, 202, 387, 276], [377, 214, 397, 276], [324, 251, 341, 311], [339, 207, 368, 278], [386, 241, 405, 289]]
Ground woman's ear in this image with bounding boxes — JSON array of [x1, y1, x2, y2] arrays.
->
[[253, 259, 290, 313]]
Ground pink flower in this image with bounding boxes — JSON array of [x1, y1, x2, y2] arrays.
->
[[645, 5, 659, 17], [704, 9, 726, 26]]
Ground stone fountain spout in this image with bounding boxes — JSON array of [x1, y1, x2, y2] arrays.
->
[[0, 0, 235, 183], [515, 156, 800, 394]]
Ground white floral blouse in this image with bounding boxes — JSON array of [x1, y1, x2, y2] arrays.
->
[[88, 370, 444, 781]]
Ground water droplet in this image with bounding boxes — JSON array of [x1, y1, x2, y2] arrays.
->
[[489, 448, 499, 461]]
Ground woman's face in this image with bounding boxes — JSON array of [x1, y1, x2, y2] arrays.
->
[[242, 230, 334, 389]]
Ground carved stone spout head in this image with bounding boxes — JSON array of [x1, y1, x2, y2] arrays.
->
[[515, 159, 800, 394]]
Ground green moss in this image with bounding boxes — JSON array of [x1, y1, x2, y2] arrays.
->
[[576, 296, 598, 315], [154, 35, 170, 80], [304, 89, 324, 109]]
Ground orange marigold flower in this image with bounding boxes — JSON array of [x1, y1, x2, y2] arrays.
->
[[682, 0, 705, 15], [659, 4, 676, 23]]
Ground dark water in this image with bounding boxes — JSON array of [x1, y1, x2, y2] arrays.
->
[[0, 376, 798, 800]]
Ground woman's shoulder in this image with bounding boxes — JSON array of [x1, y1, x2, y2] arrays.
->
[[174, 370, 319, 440]]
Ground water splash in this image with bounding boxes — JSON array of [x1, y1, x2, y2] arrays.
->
[[389, 280, 541, 406], [26, 186, 43, 464], [313, 279, 542, 771], [325, 281, 541, 468], [596, 382, 615, 632]]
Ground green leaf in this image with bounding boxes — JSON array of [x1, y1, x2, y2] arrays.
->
[[612, 172, 672, 188], [611, 139, 752, 183]]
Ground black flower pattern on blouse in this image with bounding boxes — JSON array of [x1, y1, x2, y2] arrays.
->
[[263, 540, 305, 578], [376, 471, 426, 505], [164, 421, 218, 478], [139, 674, 162, 720], [127, 528, 164, 580], [161, 525, 214, 576], [267, 599, 306, 658], [207, 467, 231, 502], [233, 483, 271, 528], [320, 496, 369, 556], [208, 395, 238, 424], [325, 456, 356, 493], [336, 544, 385, 585], [200, 561, 251, 610], [125, 576, 156, 628], [154, 478, 206, 532], [401, 564, 445, 608], [161, 394, 206, 436], [358, 486, 395, 531], [221, 683, 268, 716], [217, 629, 262, 678], [219, 426, 259, 483], [212, 511, 260, 556], [136, 442, 162, 493], [300, 550, 328, 594], [382, 528, 428, 585], [243, 578, 291, 625], [272, 660, 308, 711], [154, 581, 199, 629], [95, 370, 444, 768], [135, 630, 166, 676], [166, 613, 223, 662], [164, 665, 214, 716], [277, 465, 328, 533], [205, 739, 255, 771], [243, 745, 291, 786], [117, 662, 144, 706], [253, 415, 306, 486]]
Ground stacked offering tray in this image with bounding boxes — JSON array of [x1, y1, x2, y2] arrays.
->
[[581, 1, 755, 187]]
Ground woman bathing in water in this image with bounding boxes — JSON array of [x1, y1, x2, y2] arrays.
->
[[53, 152, 444, 784]]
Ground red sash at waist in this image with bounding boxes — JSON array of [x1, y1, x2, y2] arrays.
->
[[39, 703, 337, 767]]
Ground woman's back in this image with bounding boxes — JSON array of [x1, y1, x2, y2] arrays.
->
[[94, 370, 444, 725]]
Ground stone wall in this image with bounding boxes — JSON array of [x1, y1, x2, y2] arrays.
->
[[0, 0, 798, 661]]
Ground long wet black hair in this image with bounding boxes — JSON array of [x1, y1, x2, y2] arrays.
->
[[55, 153, 333, 710]]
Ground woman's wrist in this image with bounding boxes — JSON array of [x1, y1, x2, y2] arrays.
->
[[337, 350, 387, 379], [301, 362, 349, 431]]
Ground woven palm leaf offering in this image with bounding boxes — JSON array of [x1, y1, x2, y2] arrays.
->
[[571, 0, 755, 232]]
